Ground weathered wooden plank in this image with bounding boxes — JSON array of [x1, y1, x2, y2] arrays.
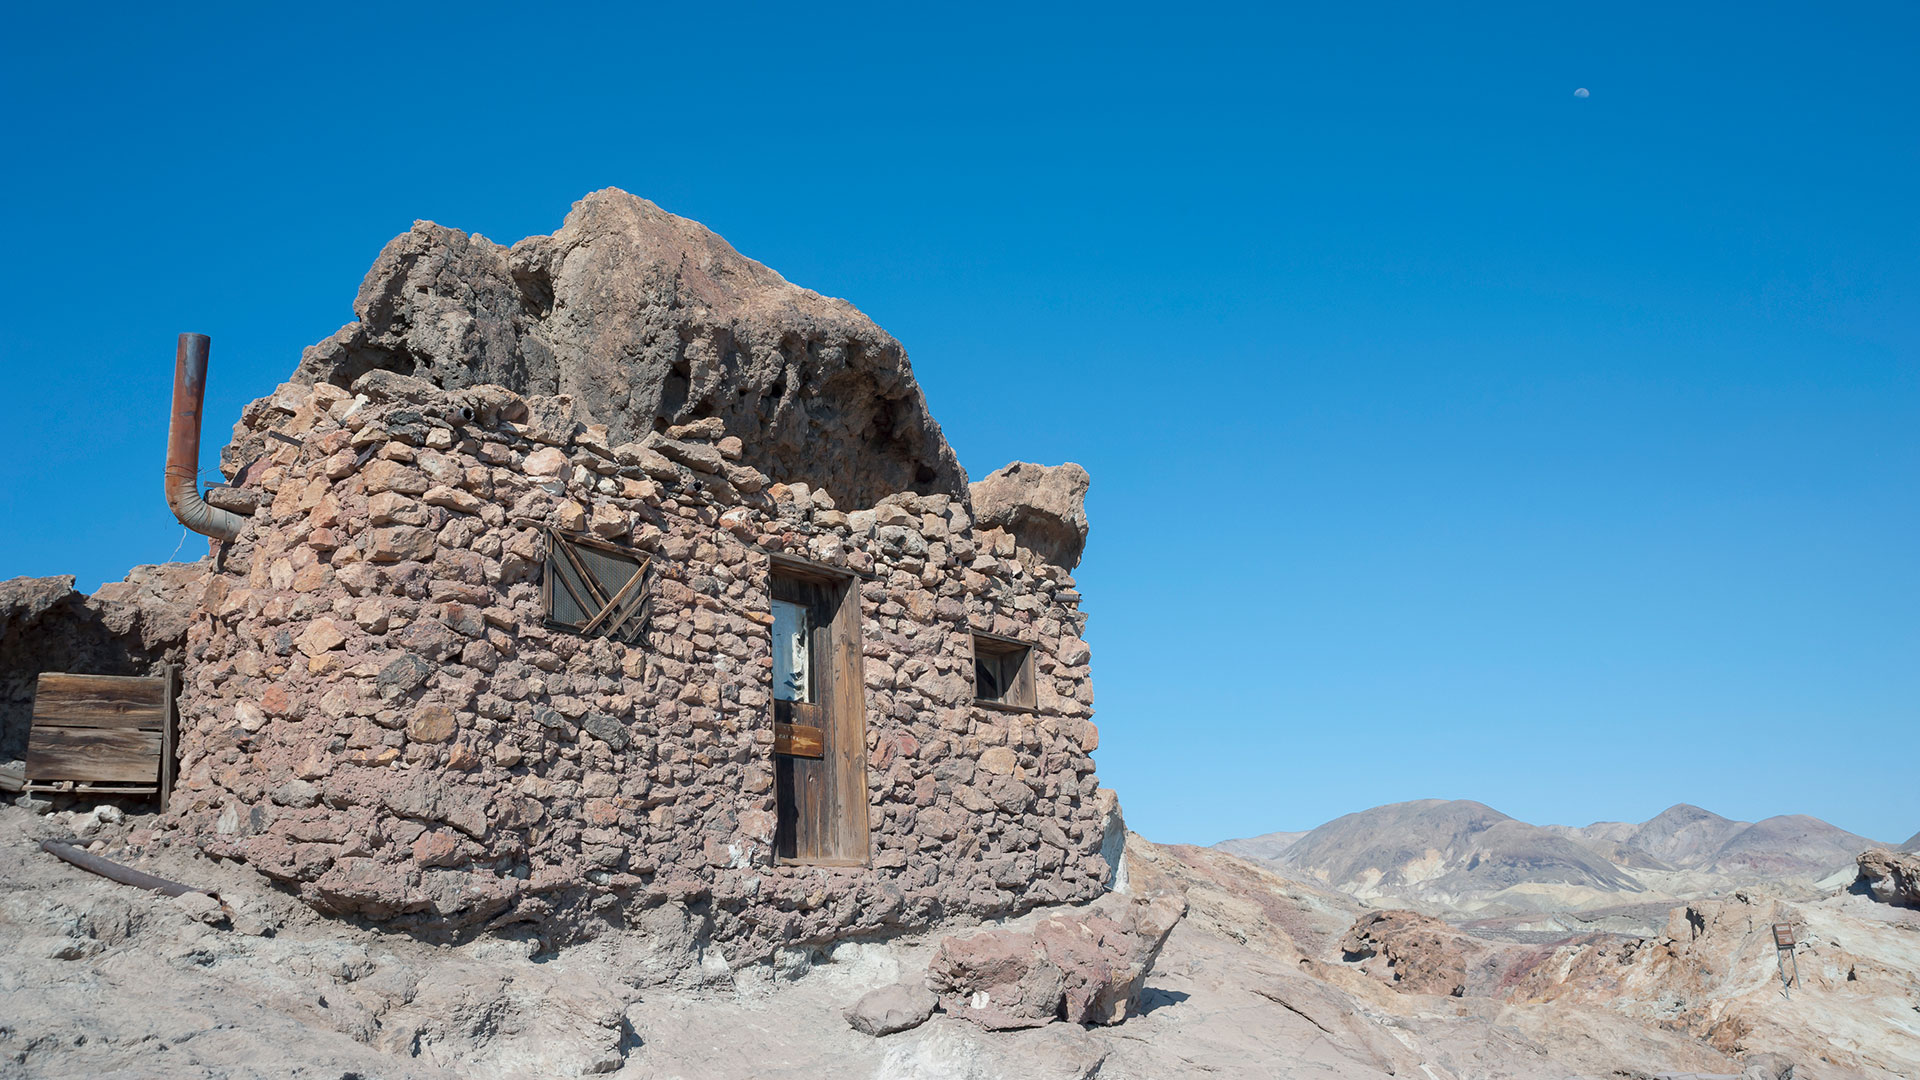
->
[[775, 700, 823, 724], [773, 722, 825, 758], [796, 756, 827, 861], [555, 536, 613, 610], [1010, 644, 1037, 710], [773, 755, 798, 859], [36, 673, 165, 704], [826, 579, 871, 865], [32, 674, 167, 730], [26, 727, 163, 784], [0, 760, 24, 793], [159, 663, 176, 809], [27, 782, 157, 795]]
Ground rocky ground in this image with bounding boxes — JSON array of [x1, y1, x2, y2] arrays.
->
[[13, 800, 1910, 1079]]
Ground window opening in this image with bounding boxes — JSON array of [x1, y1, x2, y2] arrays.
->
[[543, 528, 652, 643], [972, 635, 1036, 710], [770, 598, 811, 703]]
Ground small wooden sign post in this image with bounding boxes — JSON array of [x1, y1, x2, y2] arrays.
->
[[1771, 922, 1800, 997]]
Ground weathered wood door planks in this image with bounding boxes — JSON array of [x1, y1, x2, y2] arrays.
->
[[770, 567, 870, 865], [24, 670, 174, 800]]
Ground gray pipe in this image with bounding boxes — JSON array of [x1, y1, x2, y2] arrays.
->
[[166, 333, 246, 543]]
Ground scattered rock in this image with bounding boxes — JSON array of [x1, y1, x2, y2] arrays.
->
[[173, 890, 227, 927], [524, 446, 569, 477], [376, 653, 433, 696], [407, 705, 458, 744], [581, 713, 629, 751], [294, 618, 347, 657], [1337, 909, 1488, 997], [844, 981, 937, 1037]]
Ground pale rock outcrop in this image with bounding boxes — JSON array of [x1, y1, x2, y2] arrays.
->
[[969, 462, 1091, 571], [1853, 848, 1920, 907], [288, 188, 965, 508]]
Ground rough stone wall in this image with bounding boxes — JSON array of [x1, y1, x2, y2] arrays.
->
[[169, 375, 1110, 960]]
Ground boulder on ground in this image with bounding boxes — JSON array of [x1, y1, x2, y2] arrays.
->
[[969, 462, 1091, 570], [1853, 849, 1920, 907], [844, 981, 937, 1037], [173, 890, 227, 927], [925, 891, 1186, 1029], [1337, 909, 1489, 997]]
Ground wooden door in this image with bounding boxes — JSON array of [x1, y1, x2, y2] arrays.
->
[[771, 569, 869, 864]]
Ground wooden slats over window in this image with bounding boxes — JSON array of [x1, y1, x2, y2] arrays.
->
[[543, 528, 652, 642]]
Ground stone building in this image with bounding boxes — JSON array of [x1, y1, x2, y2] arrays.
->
[[160, 190, 1117, 961]]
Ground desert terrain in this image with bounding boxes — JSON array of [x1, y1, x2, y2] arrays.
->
[[4, 793, 1916, 1079]]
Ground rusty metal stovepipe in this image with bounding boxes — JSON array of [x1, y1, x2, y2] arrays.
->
[[165, 333, 246, 542]]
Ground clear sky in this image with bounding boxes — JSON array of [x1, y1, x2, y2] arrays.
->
[[2, 3, 1913, 844]]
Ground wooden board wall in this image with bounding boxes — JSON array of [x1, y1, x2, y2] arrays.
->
[[25, 671, 171, 793]]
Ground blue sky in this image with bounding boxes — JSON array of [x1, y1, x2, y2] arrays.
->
[[2, 3, 1914, 843]]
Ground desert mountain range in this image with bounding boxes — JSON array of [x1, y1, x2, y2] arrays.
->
[[1219, 799, 1896, 928]]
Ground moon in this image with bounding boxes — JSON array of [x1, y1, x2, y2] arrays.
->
[[1573, 88, 1590, 98]]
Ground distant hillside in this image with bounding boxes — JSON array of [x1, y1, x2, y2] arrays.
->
[[1212, 830, 1306, 863], [1901, 830, 1920, 853], [1269, 800, 1642, 914], [1699, 814, 1878, 876], [1583, 803, 1748, 867], [1216, 799, 1895, 920]]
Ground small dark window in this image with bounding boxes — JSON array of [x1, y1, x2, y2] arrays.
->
[[543, 528, 652, 642], [972, 634, 1035, 710]]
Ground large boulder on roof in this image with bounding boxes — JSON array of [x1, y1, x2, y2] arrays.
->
[[969, 461, 1091, 570], [293, 188, 966, 508]]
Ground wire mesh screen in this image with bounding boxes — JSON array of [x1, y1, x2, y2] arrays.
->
[[544, 530, 650, 642]]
